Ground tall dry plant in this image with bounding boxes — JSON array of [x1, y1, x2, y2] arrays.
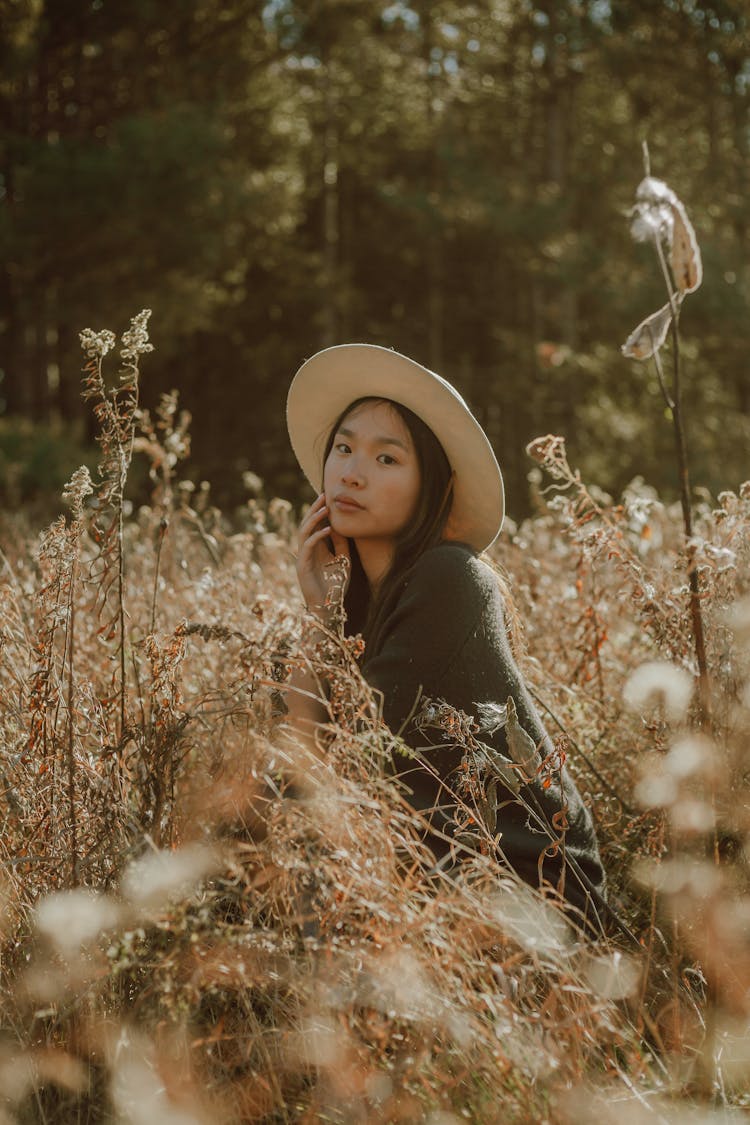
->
[[621, 146, 708, 719], [0, 288, 749, 1121], [525, 160, 750, 1106], [80, 310, 153, 746]]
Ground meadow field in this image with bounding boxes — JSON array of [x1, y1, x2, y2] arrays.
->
[[0, 313, 748, 1124]]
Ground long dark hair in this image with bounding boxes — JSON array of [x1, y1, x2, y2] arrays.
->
[[322, 396, 454, 654]]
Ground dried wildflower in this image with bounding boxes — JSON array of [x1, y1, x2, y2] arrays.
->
[[670, 797, 714, 833], [243, 470, 264, 495], [583, 951, 640, 1001], [5, 298, 750, 1119], [0, 1050, 37, 1103], [322, 552, 350, 634], [629, 175, 676, 244], [632, 856, 721, 897], [35, 889, 121, 954], [725, 596, 750, 651], [628, 175, 702, 296], [489, 882, 571, 956], [121, 844, 220, 910], [62, 465, 94, 517], [664, 734, 718, 781], [110, 1032, 206, 1125], [79, 327, 116, 358], [361, 948, 440, 1022], [525, 434, 572, 483], [623, 660, 693, 724], [474, 700, 508, 734], [120, 308, 154, 364], [634, 759, 678, 808]]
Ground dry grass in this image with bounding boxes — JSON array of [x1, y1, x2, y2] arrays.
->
[[0, 323, 749, 1123]]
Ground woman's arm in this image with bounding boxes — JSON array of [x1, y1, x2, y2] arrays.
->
[[281, 493, 350, 744]]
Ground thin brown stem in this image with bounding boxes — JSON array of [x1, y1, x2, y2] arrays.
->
[[117, 492, 126, 743], [651, 347, 675, 412], [651, 235, 711, 722], [529, 686, 637, 814], [66, 559, 78, 887], [150, 518, 168, 636]]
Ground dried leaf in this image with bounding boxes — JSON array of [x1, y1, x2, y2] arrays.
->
[[485, 755, 522, 796], [479, 788, 498, 831], [670, 199, 702, 294], [504, 696, 539, 776], [621, 303, 673, 360]]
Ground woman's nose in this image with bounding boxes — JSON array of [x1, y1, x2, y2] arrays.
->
[[341, 462, 364, 487]]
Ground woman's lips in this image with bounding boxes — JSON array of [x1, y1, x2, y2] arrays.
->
[[333, 496, 365, 512]]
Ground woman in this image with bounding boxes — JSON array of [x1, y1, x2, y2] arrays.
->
[[285, 343, 606, 934]]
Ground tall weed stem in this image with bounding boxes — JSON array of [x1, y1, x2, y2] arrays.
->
[[623, 153, 711, 721], [653, 239, 711, 721]]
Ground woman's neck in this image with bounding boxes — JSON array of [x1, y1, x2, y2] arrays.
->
[[354, 538, 395, 594]]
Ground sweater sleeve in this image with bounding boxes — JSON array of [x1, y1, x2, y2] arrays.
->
[[361, 544, 484, 734]]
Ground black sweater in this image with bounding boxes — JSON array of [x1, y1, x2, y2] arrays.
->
[[360, 542, 605, 919]]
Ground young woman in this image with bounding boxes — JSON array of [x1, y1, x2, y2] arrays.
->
[[286, 343, 606, 934]]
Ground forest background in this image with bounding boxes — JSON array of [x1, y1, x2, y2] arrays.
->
[[1, 0, 748, 520]]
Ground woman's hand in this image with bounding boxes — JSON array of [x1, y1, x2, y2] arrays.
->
[[295, 493, 350, 619]]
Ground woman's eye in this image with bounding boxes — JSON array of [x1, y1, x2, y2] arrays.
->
[[335, 442, 351, 454], [377, 454, 397, 465]]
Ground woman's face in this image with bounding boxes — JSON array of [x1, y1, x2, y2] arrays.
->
[[323, 400, 421, 545]]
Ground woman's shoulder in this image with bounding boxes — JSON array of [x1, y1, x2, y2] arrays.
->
[[405, 541, 496, 601]]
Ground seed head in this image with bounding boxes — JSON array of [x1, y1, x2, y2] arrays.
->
[[62, 465, 94, 517], [630, 177, 676, 245], [120, 309, 154, 363], [79, 328, 116, 359]]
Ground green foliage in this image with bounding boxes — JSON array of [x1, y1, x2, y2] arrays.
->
[[0, 1, 749, 513], [0, 416, 95, 508]]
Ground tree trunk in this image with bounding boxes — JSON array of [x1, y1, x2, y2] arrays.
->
[[421, 0, 444, 371], [320, 57, 339, 348]]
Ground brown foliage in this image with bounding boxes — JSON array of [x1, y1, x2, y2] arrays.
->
[[1, 328, 749, 1122]]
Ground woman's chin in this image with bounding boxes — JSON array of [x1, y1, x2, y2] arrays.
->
[[329, 512, 361, 536]]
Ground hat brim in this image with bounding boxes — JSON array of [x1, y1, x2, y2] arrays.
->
[[286, 343, 504, 553]]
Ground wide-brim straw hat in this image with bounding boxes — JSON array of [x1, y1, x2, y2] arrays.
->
[[286, 343, 504, 553]]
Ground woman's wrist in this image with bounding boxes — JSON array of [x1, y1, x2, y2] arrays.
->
[[304, 599, 336, 627]]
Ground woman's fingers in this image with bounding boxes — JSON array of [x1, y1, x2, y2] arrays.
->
[[294, 494, 351, 613], [296, 521, 335, 610], [300, 524, 333, 555], [300, 496, 350, 561], [299, 493, 325, 522], [298, 499, 328, 542]]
